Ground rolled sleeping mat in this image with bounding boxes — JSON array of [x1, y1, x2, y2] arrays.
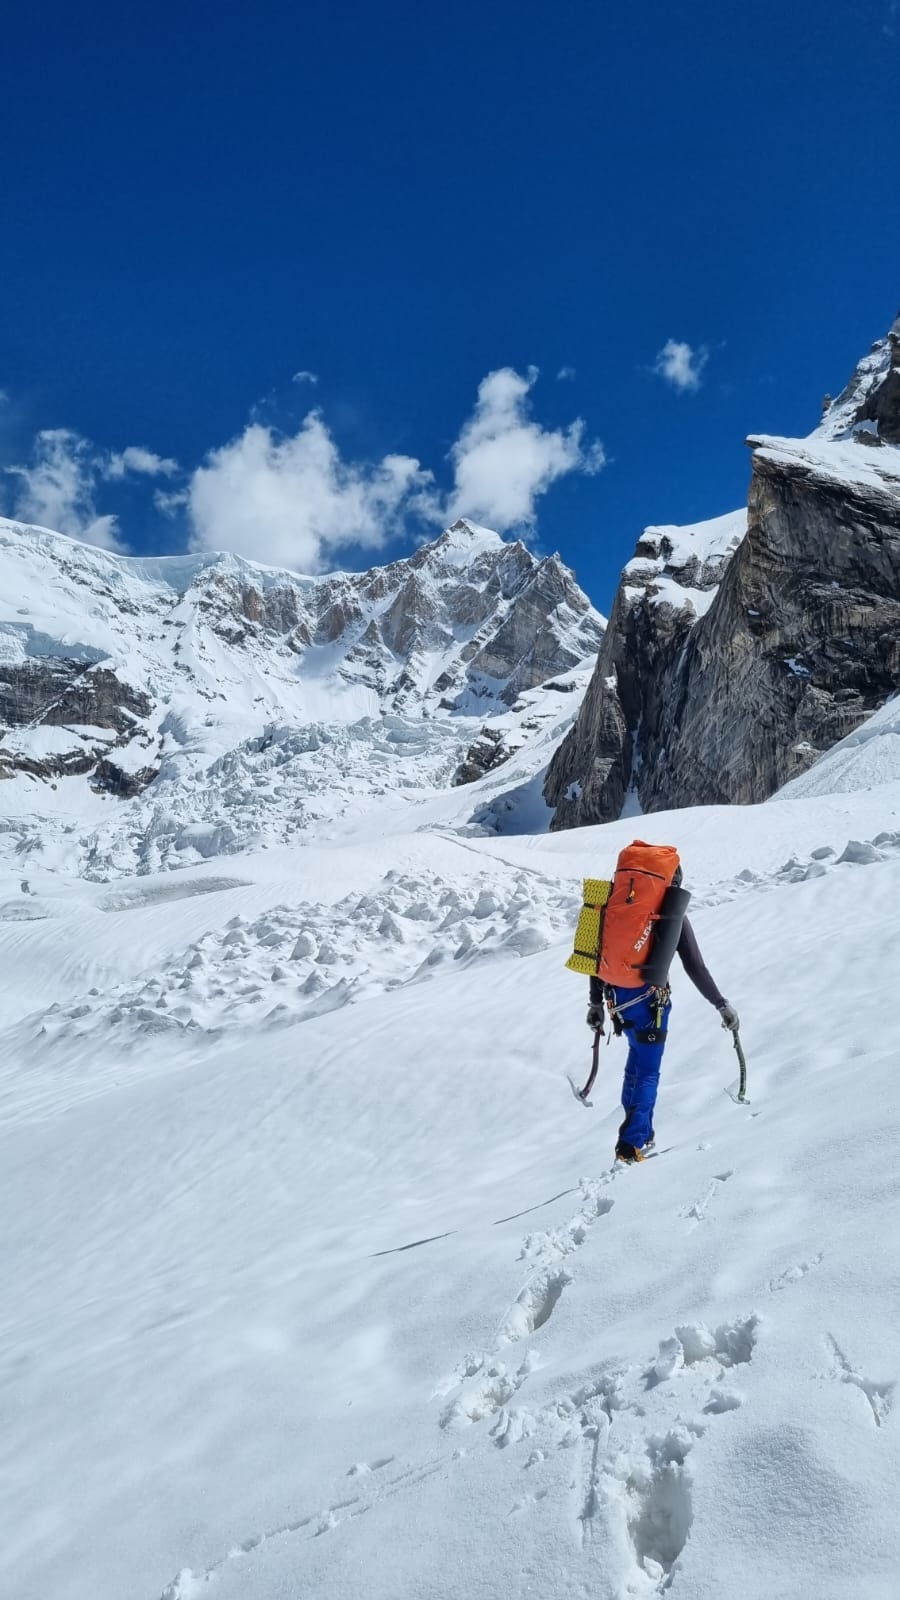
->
[[639, 884, 691, 986]]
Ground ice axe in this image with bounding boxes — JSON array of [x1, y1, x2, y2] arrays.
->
[[729, 1028, 748, 1104], [573, 1026, 602, 1104]]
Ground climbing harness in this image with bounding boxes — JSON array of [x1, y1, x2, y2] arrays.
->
[[576, 982, 671, 1101], [606, 983, 671, 1033]]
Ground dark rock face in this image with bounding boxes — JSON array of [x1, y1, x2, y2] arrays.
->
[[91, 758, 160, 798], [544, 515, 743, 828], [452, 726, 514, 786], [644, 449, 899, 810], [464, 554, 600, 704], [380, 576, 439, 658], [0, 660, 156, 785], [0, 662, 151, 732], [859, 360, 900, 444], [316, 594, 363, 645], [546, 316, 900, 829], [240, 584, 299, 633], [0, 746, 98, 782]]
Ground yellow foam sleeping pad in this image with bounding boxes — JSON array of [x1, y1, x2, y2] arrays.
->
[[565, 878, 613, 975]]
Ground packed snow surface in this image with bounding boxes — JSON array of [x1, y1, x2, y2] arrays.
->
[[4, 698, 900, 1600]]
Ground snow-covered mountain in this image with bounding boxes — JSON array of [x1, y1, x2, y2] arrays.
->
[[0, 516, 603, 877], [546, 312, 900, 828]]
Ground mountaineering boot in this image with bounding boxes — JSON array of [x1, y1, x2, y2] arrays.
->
[[615, 1141, 647, 1164]]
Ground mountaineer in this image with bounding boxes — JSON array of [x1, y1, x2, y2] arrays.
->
[[569, 842, 739, 1163]]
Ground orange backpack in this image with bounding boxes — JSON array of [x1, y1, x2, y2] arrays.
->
[[596, 841, 681, 988]]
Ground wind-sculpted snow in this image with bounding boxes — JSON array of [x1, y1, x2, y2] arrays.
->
[[9, 820, 900, 1130], [29, 866, 580, 1050], [689, 826, 900, 905]]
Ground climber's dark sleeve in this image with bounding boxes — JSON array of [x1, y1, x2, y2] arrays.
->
[[676, 916, 727, 1009]]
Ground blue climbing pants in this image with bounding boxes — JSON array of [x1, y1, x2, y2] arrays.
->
[[612, 985, 672, 1151]]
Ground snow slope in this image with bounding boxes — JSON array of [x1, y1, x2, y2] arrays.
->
[[3, 729, 900, 1598], [748, 431, 900, 506], [778, 694, 900, 798]]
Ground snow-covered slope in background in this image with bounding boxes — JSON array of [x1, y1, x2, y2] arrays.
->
[[778, 693, 900, 798], [0, 516, 603, 877]]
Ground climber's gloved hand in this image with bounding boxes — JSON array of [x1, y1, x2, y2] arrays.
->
[[718, 1001, 740, 1032], [586, 1004, 605, 1032]]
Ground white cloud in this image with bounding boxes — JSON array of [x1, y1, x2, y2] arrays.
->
[[188, 413, 432, 572], [4, 427, 183, 550], [445, 366, 604, 530], [103, 445, 179, 480], [654, 339, 708, 393], [154, 487, 190, 517], [6, 430, 124, 551], [292, 370, 319, 386], [188, 369, 606, 568], [4, 366, 604, 571], [556, 365, 576, 381]]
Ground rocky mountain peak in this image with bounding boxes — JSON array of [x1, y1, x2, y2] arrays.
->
[[417, 519, 507, 566], [545, 312, 900, 830], [0, 515, 604, 876], [819, 311, 900, 446]]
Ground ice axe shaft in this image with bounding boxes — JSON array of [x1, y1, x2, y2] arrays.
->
[[578, 1027, 602, 1101], [733, 1028, 748, 1102]]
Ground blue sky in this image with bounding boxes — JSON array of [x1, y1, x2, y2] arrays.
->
[[2, 0, 898, 610]]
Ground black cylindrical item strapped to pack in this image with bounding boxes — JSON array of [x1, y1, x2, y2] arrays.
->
[[638, 884, 691, 986]]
